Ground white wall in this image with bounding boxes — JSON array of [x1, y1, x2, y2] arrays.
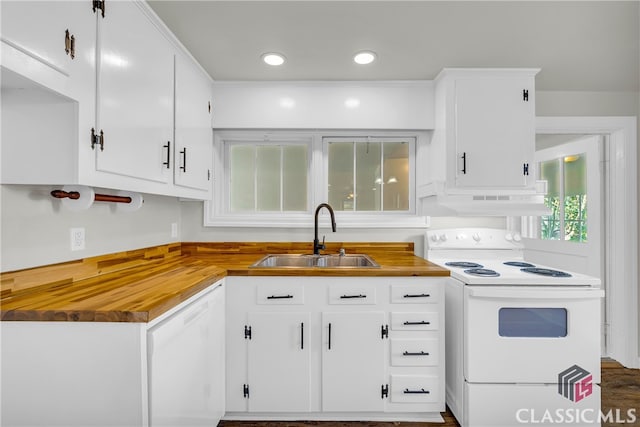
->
[[211, 81, 434, 130], [180, 200, 506, 257], [2, 89, 637, 273], [0, 185, 181, 272]]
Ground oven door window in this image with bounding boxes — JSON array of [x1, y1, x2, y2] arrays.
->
[[498, 308, 568, 337]]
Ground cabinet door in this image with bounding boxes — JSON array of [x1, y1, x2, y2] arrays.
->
[[247, 312, 311, 412], [0, 1, 95, 88], [322, 311, 386, 412], [148, 284, 224, 426], [454, 77, 534, 189], [174, 53, 213, 193], [95, 1, 174, 185]]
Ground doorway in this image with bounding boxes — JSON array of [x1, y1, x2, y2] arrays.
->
[[532, 117, 638, 369], [524, 134, 605, 352]]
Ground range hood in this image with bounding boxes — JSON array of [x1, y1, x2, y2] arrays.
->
[[417, 181, 552, 217]]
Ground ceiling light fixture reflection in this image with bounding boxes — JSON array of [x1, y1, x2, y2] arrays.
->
[[353, 51, 376, 65], [387, 176, 398, 184], [102, 52, 129, 68], [280, 97, 295, 109], [262, 52, 286, 66], [345, 98, 360, 108]]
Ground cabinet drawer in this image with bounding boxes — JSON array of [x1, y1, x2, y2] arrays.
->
[[256, 284, 304, 304], [328, 285, 376, 305], [390, 285, 439, 304], [390, 312, 439, 331], [390, 339, 438, 366], [390, 375, 439, 404]]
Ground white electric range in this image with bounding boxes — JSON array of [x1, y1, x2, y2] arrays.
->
[[425, 228, 604, 427]]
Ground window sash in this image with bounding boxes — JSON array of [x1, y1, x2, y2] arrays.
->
[[322, 136, 416, 214], [224, 139, 312, 214]]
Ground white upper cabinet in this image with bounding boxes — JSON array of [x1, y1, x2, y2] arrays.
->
[[0, 1, 213, 200], [0, 1, 95, 99], [94, 0, 174, 187], [453, 75, 535, 188], [174, 52, 213, 194], [425, 68, 539, 195]]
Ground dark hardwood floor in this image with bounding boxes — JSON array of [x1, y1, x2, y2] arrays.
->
[[601, 359, 640, 427], [220, 360, 640, 427]]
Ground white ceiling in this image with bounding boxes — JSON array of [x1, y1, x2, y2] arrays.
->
[[148, 1, 639, 92]]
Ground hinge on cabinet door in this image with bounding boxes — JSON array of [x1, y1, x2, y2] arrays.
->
[[64, 30, 76, 59], [243, 384, 250, 398], [92, 0, 105, 18], [70, 34, 76, 59], [207, 169, 211, 181], [91, 128, 104, 151], [381, 384, 389, 399], [381, 324, 389, 339], [523, 163, 530, 176], [523, 89, 529, 101], [208, 101, 211, 114], [244, 325, 252, 340]]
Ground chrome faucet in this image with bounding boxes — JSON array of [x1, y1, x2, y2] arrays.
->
[[313, 203, 337, 255]]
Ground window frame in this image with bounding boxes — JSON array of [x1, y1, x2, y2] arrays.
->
[[205, 130, 429, 228], [322, 136, 416, 214], [523, 136, 599, 243], [225, 140, 311, 213]]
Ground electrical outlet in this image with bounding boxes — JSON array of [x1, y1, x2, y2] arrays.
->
[[171, 222, 178, 238], [70, 227, 85, 251]]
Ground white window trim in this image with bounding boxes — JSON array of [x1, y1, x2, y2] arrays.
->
[[205, 130, 429, 228]]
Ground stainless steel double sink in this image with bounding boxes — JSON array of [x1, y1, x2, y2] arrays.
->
[[250, 254, 380, 268]]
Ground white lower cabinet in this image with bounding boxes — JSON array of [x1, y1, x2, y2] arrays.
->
[[322, 311, 385, 412], [225, 276, 445, 422], [247, 312, 311, 412], [1, 280, 225, 427]]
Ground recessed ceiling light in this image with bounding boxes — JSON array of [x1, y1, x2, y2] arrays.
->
[[262, 52, 285, 66], [353, 51, 376, 65]]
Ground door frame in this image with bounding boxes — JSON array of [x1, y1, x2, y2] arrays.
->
[[536, 116, 638, 368], [527, 135, 602, 277]]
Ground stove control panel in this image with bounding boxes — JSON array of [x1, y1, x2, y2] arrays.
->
[[425, 228, 524, 250]]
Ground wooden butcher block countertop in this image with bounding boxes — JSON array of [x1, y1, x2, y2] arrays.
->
[[1, 242, 448, 323]]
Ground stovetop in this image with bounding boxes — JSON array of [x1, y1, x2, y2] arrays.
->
[[432, 258, 601, 286], [425, 228, 601, 287]]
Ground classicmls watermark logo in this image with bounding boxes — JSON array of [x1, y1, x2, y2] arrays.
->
[[516, 363, 637, 424], [558, 364, 593, 402]]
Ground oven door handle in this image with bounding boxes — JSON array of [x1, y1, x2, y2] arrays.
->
[[467, 288, 604, 300]]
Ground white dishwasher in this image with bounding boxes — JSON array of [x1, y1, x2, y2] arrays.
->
[[147, 282, 225, 426]]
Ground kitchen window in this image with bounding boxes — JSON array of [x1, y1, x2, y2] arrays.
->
[[325, 137, 411, 212], [205, 131, 427, 227], [229, 143, 308, 212]]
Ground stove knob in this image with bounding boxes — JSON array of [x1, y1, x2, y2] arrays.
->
[[472, 233, 481, 242], [505, 233, 513, 241], [430, 234, 439, 242], [513, 233, 522, 242], [439, 234, 448, 242]]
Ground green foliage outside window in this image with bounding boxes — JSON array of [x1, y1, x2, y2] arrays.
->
[[539, 154, 588, 242]]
